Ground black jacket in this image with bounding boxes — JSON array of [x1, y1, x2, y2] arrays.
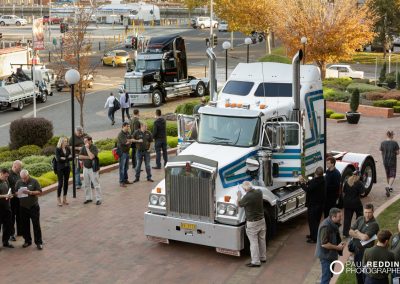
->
[[325, 168, 341, 199], [153, 117, 167, 141], [343, 181, 364, 209], [301, 176, 326, 207], [55, 147, 72, 170]]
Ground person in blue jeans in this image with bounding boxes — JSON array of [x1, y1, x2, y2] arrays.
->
[[315, 208, 345, 284], [69, 126, 85, 189], [117, 122, 135, 187], [132, 122, 153, 182]]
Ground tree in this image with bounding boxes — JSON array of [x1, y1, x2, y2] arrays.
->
[[273, 0, 375, 78], [350, 88, 360, 112], [367, 0, 400, 58], [379, 61, 387, 82], [53, 4, 98, 128], [181, 0, 208, 15]]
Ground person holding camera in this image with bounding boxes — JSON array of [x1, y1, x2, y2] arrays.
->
[[316, 207, 345, 284], [299, 166, 326, 244]]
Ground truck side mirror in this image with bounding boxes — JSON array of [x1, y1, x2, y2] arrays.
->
[[246, 158, 259, 172]]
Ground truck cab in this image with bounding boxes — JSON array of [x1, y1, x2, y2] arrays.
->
[[124, 35, 208, 107], [144, 49, 376, 256]]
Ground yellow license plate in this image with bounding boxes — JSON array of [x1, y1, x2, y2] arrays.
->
[[181, 223, 196, 230]]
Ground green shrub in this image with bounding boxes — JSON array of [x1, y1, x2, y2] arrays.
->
[[96, 138, 116, 151], [397, 72, 400, 90], [346, 83, 386, 94], [323, 88, 350, 102], [17, 145, 42, 159], [364, 92, 385, 101], [0, 161, 13, 170], [385, 74, 396, 89], [46, 136, 62, 147], [350, 88, 360, 112], [326, 109, 334, 118], [98, 151, 116, 167], [322, 78, 353, 91], [393, 106, 400, 113], [41, 171, 58, 183], [373, 99, 399, 108], [22, 155, 52, 165], [397, 101, 400, 106], [24, 162, 53, 177], [379, 61, 387, 83], [36, 176, 54, 188], [0, 151, 15, 163], [352, 78, 370, 84], [145, 119, 155, 133], [167, 136, 178, 148], [176, 101, 198, 115], [0, 146, 9, 153], [259, 54, 291, 64], [9, 118, 53, 149], [145, 119, 177, 137], [330, 113, 345, 119], [41, 145, 56, 156]]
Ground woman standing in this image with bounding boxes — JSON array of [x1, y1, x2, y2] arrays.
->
[[342, 170, 364, 237], [55, 137, 72, 206], [120, 92, 131, 123]]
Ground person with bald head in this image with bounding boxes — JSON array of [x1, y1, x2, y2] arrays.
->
[[237, 180, 266, 267], [8, 160, 23, 241], [15, 169, 43, 250]]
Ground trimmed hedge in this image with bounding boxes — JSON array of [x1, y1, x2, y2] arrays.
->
[[393, 106, 400, 113], [98, 151, 116, 167], [346, 83, 386, 94], [373, 99, 398, 108], [41, 171, 58, 183], [18, 145, 42, 159], [42, 145, 56, 156], [0, 146, 9, 153], [0, 161, 13, 170], [0, 151, 14, 163], [145, 119, 178, 137], [330, 113, 345, 119], [326, 109, 334, 118], [22, 155, 52, 165], [323, 88, 350, 102], [167, 136, 178, 148], [46, 136, 62, 147], [175, 101, 198, 115], [36, 176, 54, 188], [323, 78, 353, 91], [9, 118, 53, 149], [24, 162, 53, 177], [96, 138, 116, 151]]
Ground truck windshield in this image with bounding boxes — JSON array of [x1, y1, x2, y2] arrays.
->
[[198, 114, 260, 147], [135, 59, 161, 72]]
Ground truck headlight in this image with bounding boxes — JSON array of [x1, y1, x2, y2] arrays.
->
[[149, 194, 159, 205], [226, 205, 237, 216], [158, 195, 166, 207], [217, 203, 227, 215]]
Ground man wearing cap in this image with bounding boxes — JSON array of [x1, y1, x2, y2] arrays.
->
[[237, 181, 266, 267]]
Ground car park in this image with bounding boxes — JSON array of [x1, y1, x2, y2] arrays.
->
[[218, 21, 228, 32], [0, 15, 27, 26], [102, 50, 130, 67], [326, 64, 364, 79]]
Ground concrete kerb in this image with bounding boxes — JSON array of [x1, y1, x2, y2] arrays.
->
[[304, 192, 400, 284], [40, 147, 177, 196]]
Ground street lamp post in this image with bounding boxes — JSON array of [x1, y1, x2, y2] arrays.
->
[[301, 36, 307, 65], [222, 41, 231, 81], [65, 69, 80, 198], [244, 37, 252, 63]]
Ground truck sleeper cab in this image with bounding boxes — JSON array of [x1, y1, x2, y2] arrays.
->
[[144, 50, 376, 256]]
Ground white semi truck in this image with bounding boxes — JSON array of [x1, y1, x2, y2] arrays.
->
[[144, 49, 376, 256]]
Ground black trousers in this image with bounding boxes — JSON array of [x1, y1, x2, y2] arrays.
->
[[155, 140, 168, 168], [131, 144, 137, 169], [121, 108, 130, 122], [57, 166, 71, 197], [324, 197, 337, 218], [355, 248, 366, 284], [0, 208, 12, 245], [10, 197, 22, 236], [343, 207, 363, 237], [20, 205, 42, 245], [307, 205, 323, 241]]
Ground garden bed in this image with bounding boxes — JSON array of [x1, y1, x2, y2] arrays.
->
[[326, 101, 394, 118]]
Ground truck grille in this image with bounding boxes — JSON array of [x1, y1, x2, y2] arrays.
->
[[125, 77, 142, 93], [167, 174, 213, 221]]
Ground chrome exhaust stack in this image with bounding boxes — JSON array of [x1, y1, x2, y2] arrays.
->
[[291, 50, 303, 123], [206, 47, 217, 102]]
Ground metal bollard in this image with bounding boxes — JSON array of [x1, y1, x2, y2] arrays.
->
[[99, 41, 101, 51], [48, 51, 51, 62]]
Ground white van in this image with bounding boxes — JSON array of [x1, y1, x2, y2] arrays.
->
[[194, 17, 218, 29]]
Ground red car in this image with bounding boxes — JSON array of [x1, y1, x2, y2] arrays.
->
[[43, 16, 63, 25]]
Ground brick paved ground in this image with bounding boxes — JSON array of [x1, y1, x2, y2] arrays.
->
[[0, 116, 398, 284]]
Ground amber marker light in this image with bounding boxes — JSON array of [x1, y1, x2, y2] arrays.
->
[[224, 195, 231, 202], [156, 187, 161, 193]]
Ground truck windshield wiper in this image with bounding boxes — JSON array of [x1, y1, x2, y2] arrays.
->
[[209, 136, 230, 143]]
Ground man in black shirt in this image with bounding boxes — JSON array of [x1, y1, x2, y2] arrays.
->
[[69, 126, 85, 189], [129, 109, 141, 169], [324, 156, 341, 218], [237, 181, 266, 267], [0, 168, 14, 248], [8, 160, 22, 241], [133, 122, 154, 182], [299, 166, 326, 243], [152, 109, 168, 169], [15, 169, 43, 250], [117, 122, 135, 187]]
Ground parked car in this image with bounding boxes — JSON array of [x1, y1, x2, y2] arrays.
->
[[55, 73, 93, 92], [101, 50, 130, 67], [194, 17, 218, 29], [218, 21, 228, 32], [0, 15, 27, 26], [326, 64, 364, 79], [43, 15, 63, 25]]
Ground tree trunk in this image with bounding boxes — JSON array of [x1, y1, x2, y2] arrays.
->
[[79, 101, 84, 128], [317, 61, 326, 79], [266, 32, 271, 55], [271, 32, 275, 48]]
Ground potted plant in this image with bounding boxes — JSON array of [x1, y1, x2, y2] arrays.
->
[[346, 88, 361, 124]]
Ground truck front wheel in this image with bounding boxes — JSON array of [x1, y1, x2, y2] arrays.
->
[[195, 81, 206, 97], [14, 101, 24, 111], [360, 158, 375, 197], [152, 90, 163, 107]]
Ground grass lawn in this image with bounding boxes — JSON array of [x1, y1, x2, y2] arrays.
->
[[344, 52, 400, 65], [336, 198, 400, 283], [258, 46, 291, 63]]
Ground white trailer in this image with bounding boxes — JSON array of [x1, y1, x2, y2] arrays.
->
[[96, 3, 160, 25], [143, 49, 376, 256]]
